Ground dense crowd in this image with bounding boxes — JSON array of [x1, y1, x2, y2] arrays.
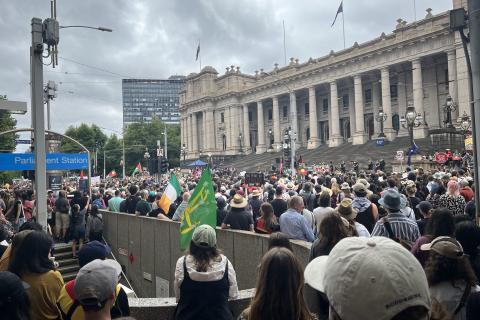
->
[[1, 161, 480, 319]]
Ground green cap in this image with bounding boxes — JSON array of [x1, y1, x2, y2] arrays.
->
[[192, 225, 216, 248]]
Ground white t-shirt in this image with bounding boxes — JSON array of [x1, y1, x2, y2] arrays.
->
[[174, 254, 239, 301], [313, 206, 335, 234]]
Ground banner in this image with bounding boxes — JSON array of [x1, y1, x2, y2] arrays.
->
[[0, 153, 89, 171]]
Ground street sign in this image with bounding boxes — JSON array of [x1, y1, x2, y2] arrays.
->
[[245, 173, 265, 186], [376, 138, 385, 146], [434, 152, 448, 164], [15, 139, 31, 145], [157, 148, 163, 157], [0, 153, 89, 171], [395, 151, 404, 161], [48, 174, 62, 191]]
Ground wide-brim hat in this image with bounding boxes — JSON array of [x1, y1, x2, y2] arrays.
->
[[230, 194, 248, 208], [286, 183, 295, 190], [336, 198, 357, 220], [251, 189, 262, 197], [379, 190, 402, 211], [340, 182, 350, 190], [358, 179, 370, 189]]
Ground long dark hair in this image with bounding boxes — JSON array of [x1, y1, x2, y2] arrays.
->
[[248, 247, 314, 320], [425, 208, 455, 238], [8, 231, 54, 275], [424, 251, 477, 286], [318, 213, 349, 251], [188, 241, 221, 273], [260, 203, 277, 230], [0, 272, 32, 320]]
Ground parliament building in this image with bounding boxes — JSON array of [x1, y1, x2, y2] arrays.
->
[[180, 1, 470, 160]]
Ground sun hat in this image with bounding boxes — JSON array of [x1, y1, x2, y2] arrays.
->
[[420, 236, 464, 259], [286, 183, 295, 190], [192, 224, 216, 248], [357, 178, 370, 189], [340, 182, 350, 190], [352, 183, 367, 194], [304, 237, 431, 320], [74, 259, 122, 308], [378, 190, 402, 211], [336, 198, 357, 220], [251, 189, 262, 197], [230, 194, 248, 208]]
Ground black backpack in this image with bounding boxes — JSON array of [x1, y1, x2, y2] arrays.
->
[[125, 196, 139, 214]]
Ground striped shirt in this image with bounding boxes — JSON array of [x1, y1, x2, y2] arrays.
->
[[371, 212, 420, 242]]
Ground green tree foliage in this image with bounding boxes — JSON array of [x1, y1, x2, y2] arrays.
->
[[103, 134, 123, 176], [0, 96, 20, 184]]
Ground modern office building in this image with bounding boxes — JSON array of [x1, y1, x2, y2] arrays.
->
[[122, 76, 185, 126]]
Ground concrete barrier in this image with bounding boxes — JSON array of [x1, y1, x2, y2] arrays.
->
[[101, 210, 318, 319]]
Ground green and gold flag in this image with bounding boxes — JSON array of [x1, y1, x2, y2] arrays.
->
[[179, 168, 216, 250]]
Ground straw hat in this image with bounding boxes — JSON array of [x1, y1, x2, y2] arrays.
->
[[230, 194, 248, 208]]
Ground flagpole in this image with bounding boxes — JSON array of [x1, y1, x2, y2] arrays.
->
[[342, 7, 346, 49], [283, 20, 287, 65], [413, 0, 417, 21]]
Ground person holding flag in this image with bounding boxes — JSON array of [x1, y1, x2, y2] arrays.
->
[[131, 163, 142, 177], [157, 173, 182, 217]]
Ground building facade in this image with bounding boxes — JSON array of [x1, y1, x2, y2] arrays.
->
[[180, 1, 470, 160], [122, 76, 186, 126]]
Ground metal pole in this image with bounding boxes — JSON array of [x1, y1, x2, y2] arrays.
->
[[31, 17, 48, 229], [164, 125, 168, 159], [103, 149, 106, 179], [468, 0, 480, 223], [122, 139, 125, 179], [289, 92, 296, 178], [46, 99, 51, 130]]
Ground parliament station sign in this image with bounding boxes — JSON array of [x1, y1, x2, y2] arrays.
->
[[0, 153, 89, 171]]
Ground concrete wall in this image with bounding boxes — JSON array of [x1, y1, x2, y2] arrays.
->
[[102, 210, 317, 319]]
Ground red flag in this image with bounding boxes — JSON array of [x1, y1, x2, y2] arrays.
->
[[80, 170, 84, 180], [107, 170, 117, 178]]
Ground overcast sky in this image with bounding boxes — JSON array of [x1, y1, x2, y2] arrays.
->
[[1, 0, 453, 142]]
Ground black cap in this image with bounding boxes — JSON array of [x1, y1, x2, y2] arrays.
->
[[78, 241, 111, 268], [416, 201, 432, 214]]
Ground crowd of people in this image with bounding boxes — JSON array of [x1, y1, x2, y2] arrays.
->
[[1, 160, 480, 319]]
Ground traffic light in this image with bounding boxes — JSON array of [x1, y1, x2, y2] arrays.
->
[[160, 157, 169, 173]]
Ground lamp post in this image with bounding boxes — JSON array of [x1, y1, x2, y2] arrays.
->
[[238, 133, 243, 154], [457, 111, 472, 134], [375, 109, 388, 138], [144, 147, 150, 173], [443, 95, 457, 128], [400, 103, 423, 146], [268, 128, 273, 149], [181, 144, 187, 162]]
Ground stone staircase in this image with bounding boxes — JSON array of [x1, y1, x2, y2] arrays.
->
[[53, 242, 80, 282], [219, 136, 437, 172]]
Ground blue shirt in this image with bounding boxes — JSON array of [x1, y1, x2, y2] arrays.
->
[[279, 208, 315, 242]]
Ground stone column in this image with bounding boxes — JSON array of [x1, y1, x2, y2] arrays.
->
[[412, 59, 429, 138], [455, 36, 471, 117], [397, 71, 408, 137], [381, 67, 396, 140], [308, 86, 320, 149], [202, 111, 207, 150], [205, 109, 215, 151], [289, 92, 298, 149], [447, 50, 459, 122], [230, 105, 239, 151], [191, 112, 198, 154], [353, 75, 368, 144], [423, 62, 441, 129], [187, 114, 192, 154], [225, 107, 231, 151], [372, 80, 381, 136], [242, 104, 251, 152], [256, 101, 266, 153], [272, 96, 281, 150], [329, 81, 343, 147], [348, 86, 356, 139]]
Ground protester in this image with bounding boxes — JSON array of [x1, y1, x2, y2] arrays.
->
[[249, 189, 263, 221], [172, 192, 190, 221], [57, 241, 130, 320], [351, 183, 377, 233], [455, 221, 480, 279], [372, 190, 421, 243], [216, 196, 228, 227], [108, 190, 124, 212], [270, 186, 287, 218], [135, 190, 151, 216], [438, 180, 467, 216], [279, 196, 315, 242], [422, 236, 480, 318], [310, 213, 351, 261], [267, 232, 293, 251], [174, 224, 238, 319], [239, 247, 315, 320], [416, 200, 434, 235], [312, 191, 334, 235], [70, 203, 87, 258], [221, 194, 254, 232], [336, 198, 370, 237], [120, 185, 140, 214], [86, 205, 103, 242], [0, 271, 32, 320], [254, 202, 279, 234], [55, 190, 70, 241], [305, 237, 432, 320], [8, 230, 64, 320], [73, 259, 123, 320], [459, 179, 474, 203]]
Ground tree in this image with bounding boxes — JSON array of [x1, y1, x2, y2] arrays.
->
[[103, 134, 123, 176], [0, 96, 20, 184]]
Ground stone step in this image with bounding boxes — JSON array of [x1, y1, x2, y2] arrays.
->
[[57, 263, 79, 275], [54, 250, 74, 261], [57, 258, 78, 268]]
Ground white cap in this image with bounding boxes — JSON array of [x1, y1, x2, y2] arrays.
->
[[304, 237, 431, 320]]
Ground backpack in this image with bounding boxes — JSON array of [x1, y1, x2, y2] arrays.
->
[[382, 217, 414, 250], [125, 196, 138, 214], [90, 215, 103, 233]]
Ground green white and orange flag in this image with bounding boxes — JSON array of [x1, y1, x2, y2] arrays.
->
[[180, 168, 216, 250], [131, 163, 142, 176], [158, 174, 182, 215]]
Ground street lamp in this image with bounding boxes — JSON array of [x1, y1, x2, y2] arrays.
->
[[268, 128, 273, 149], [443, 95, 457, 128], [400, 103, 423, 146], [144, 148, 150, 172], [375, 109, 388, 138], [457, 111, 472, 133], [238, 133, 243, 153], [181, 144, 187, 161]]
